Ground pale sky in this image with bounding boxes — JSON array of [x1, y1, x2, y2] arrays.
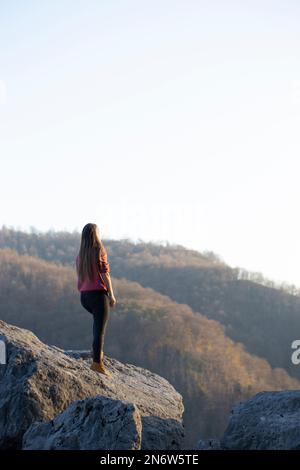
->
[[0, 0, 300, 287]]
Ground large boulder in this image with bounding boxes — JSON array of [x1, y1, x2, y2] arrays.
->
[[23, 396, 142, 450], [0, 320, 184, 450], [221, 390, 300, 450]]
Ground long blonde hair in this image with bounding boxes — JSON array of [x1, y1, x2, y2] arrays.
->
[[77, 223, 106, 281]]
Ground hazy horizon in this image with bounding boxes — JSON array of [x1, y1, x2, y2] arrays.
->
[[1, 1, 299, 288]]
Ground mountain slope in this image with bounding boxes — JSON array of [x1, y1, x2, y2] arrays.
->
[[1, 227, 299, 381], [0, 247, 299, 447]]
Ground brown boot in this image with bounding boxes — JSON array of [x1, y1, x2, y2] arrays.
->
[[90, 360, 112, 377]]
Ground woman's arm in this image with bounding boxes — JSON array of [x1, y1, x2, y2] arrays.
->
[[98, 246, 116, 306], [102, 272, 114, 296], [102, 272, 116, 307]]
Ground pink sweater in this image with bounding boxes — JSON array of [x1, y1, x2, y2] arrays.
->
[[76, 248, 110, 293]]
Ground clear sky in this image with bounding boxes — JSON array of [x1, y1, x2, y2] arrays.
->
[[0, 0, 300, 286]]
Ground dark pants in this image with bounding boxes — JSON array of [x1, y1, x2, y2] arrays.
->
[[80, 290, 110, 363]]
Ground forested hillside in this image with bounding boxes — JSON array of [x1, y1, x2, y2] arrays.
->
[[0, 247, 299, 447], [1, 226, 300, 380]]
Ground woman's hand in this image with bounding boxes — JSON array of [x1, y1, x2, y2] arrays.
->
[[102, 273, 116, 307], [108, 294, 117, 308]]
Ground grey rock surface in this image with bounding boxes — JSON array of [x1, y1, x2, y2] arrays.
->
[[0, 320, 184, 450], [64, 349, 92, 360], [196, 439, 222, 450], [221, 390, 300, 450], [23, 395, 142, 450]]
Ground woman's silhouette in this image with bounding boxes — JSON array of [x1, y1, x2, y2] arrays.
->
[[76, 223, 116, 376]]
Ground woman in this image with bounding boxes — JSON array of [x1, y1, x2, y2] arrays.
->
[[76, 223, 116, 377]]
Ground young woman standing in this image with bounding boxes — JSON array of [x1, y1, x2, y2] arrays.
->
[[76, 223, 116, 376]]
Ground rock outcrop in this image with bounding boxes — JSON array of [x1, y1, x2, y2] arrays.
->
[[23, 396, 142, 450], [220, 390, 300, 450], [0, 320, 184, 450]]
